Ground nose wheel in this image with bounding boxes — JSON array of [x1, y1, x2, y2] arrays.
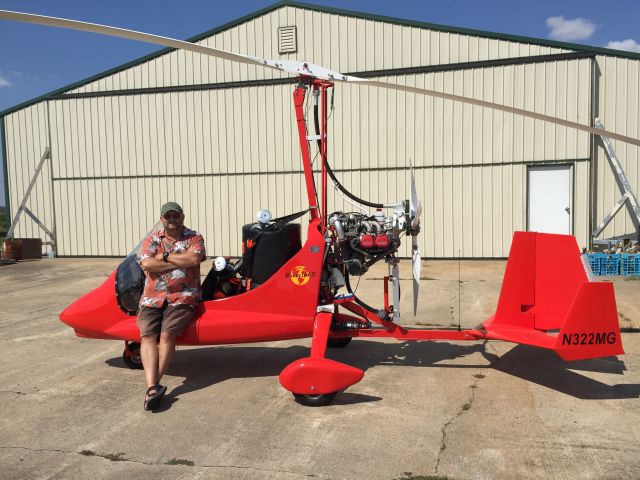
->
[[123, 341, 143, 369], [293, 392, 337, 407]]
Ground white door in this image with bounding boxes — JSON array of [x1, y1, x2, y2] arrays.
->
[[528, 165, 572, 234]]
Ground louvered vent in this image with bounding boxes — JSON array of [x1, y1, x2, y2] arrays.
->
[[278, 26, 297, 54]]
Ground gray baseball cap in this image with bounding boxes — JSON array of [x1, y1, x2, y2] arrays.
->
[[160, 201, 183, 217]]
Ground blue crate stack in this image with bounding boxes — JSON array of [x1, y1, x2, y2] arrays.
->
[[586, 253, 601, 275], [620, 254, 640, 275], [601, 254, 621, 275]]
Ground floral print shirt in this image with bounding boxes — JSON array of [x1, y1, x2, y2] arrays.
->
[[139, 227, 206, 308]]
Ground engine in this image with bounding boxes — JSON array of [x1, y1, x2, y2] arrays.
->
[[328, 210, 401, 276]]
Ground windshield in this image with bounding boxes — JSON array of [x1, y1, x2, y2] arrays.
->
[[114, 222, 159, 315]]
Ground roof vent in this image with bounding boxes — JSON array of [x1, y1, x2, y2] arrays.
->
[[278, 26, 297, 54]]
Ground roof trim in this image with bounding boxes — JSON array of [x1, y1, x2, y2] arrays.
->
[[2, 0, 640, 117], [47, 51, 595, 102]]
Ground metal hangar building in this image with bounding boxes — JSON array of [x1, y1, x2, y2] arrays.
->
[[2, 0, 639, 257]]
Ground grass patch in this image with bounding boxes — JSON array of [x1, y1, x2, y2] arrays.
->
[[79, 449, 128, 462], [473, 373, 485, 379], [103, 452, 127, 462], [394, 473, 450, 480], [166, 458, 195, 466], [462, 403, 471, 411], [619, 312, 632, 323]]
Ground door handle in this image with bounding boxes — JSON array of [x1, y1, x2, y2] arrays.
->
[[565, 207, 570, 214]]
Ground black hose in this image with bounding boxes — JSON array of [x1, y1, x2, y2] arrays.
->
[[313, 102, 384, 209], [344, 272, 388, 320]]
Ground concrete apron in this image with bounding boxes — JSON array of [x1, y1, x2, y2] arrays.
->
[[0, 258, 639, 479]]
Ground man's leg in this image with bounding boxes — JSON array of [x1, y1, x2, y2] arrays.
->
[[136, 306, 163, 394], [157, 305, 196, 381], [140, 334, 160, 388], [158, 332, 177, 381]]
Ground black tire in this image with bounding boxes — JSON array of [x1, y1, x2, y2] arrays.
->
[[327, 336, 352, 348], [293, 392, 338, 407], [123, 342, 143, 369]]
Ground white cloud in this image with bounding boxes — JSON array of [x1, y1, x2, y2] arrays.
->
[[0, 75, 11, 88], [546, 16, 597, 41], [606, 39, 640, 53]]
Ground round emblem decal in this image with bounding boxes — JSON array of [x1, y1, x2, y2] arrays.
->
[[287, 265, 314, 286]]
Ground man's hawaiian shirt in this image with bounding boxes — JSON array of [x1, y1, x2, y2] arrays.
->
[[139, 227, 206, 308]]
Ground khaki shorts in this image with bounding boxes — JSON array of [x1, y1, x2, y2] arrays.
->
[[137, 304, 196, 337]]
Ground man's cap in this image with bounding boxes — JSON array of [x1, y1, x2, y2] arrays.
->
[[160, 202, 183, 217]]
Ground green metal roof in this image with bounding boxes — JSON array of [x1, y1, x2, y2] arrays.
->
[[2, 0, 640, 117]]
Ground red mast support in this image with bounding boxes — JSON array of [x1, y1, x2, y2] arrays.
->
[[293, 82, 319, 220], [320, 81, 330, 229]]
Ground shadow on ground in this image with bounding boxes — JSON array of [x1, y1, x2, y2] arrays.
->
[[106, 339, 638, 406], [493, 344, 640, 400]]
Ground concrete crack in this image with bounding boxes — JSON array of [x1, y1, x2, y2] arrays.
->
[[434, 374, 479, 475], [0, 446, 318, 477], [0, 390, 27, 397], [434, 341, 502, 476], [0, 309, 52, 330], [0, 319, 36, 329]]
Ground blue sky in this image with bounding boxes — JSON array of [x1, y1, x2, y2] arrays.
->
[[1, 0, 640, 207]]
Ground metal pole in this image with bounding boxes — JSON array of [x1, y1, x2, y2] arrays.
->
[[6, 147, 50, 240], [293, 82, 319, 220]]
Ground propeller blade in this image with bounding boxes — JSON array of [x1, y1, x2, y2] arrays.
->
[[408, 162, 422, 316], [409, 161, 422, 229], [2, 9, 640, 146], [412, 235, 421, 316]]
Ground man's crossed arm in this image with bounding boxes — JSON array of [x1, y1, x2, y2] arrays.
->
[[141, 251, 202, 273]]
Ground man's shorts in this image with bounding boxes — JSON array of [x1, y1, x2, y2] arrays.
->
[[136, 304, 196, 337]]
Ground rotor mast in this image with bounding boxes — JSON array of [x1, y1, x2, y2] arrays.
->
[[293, 77, 334, 227]]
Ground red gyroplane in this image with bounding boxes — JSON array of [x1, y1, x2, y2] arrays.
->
[[0, 10, 626, 406]]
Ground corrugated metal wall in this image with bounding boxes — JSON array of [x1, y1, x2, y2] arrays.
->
[[594, 55, 640, 240], [3, 104, 54, 243], [3, 4, 609, 258]]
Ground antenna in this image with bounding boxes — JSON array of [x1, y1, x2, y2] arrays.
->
[[458, 249, 461, 331]]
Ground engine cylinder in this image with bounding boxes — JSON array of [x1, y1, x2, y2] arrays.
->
[[360, 234, 375, 249], [375, 235, 390, 248]]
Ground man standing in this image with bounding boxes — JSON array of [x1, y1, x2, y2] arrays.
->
[[138, 202, 206, 411]]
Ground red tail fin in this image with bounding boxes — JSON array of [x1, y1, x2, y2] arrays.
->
[[483, 232, 623, 361], [555, 282, 624, 361]]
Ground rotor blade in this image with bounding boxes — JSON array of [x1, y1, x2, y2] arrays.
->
[[0, 9, 282, 69], [353, 79, 640, 147], [2, 9, 639, 147], [412, 236, 421, 316], [0, 10, 361, 81]]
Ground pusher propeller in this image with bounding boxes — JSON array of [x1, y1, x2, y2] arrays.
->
[[2, 9, 640, 147], [409, 162, 422, 316]]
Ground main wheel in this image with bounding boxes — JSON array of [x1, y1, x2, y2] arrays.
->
[[123, 342, 143, 369], [293, 392, 338, 407], [327, 336, 352, 348]]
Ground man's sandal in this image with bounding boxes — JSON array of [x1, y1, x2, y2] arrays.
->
[[143, 384, 167, 411]]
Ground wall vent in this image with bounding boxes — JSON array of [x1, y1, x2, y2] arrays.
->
[[278, 26, 297, 54]]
